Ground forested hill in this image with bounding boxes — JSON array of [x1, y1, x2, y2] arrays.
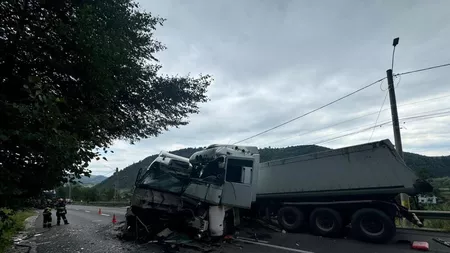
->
[[94, 144, 450, 191]]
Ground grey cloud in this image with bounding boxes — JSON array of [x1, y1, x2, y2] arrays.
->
[[89, 0, 450, 175]]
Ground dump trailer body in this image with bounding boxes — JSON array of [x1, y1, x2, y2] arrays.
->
[[257, 139, 425, 201], [254, 140, 432, 243]]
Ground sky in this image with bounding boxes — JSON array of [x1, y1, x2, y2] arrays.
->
[[89, 0, 450, 176]]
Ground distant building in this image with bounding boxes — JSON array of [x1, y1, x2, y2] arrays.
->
[[417, 195, 438, 204]]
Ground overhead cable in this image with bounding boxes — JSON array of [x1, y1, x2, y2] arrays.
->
[[262, 93, 450, 147], [232, 77, 386, 144], [396, 63, 450, 76]]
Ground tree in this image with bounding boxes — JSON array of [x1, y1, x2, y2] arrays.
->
[[0, 0, 211, 205], [417, 168, 432, 180], [56, 186, 69, 199], [83, 188, 99, 202]]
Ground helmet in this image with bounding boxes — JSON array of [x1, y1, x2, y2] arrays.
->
[[58, 198, 63, 202]]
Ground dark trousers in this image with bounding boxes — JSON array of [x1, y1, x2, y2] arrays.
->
[[56, 213, 68, 225], [43, 214, 52, 228]]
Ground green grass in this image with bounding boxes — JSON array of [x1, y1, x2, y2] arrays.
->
[[422, 202, 450, 231], [0, 208, 36, 253], [394, 202, 450, 231]]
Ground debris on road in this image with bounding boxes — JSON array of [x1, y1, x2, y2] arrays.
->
[[433, 238, 450, 248], [234, 237, 314, 253], [411, 241, 429, 251], [115, 212, 277, 252], [255, 219, 281, 232]]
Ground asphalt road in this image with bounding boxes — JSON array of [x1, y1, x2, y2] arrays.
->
[[30, 205, 450, 253]]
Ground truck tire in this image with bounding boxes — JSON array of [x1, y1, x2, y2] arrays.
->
[[351, 208, 396, 243], [277, 206, 305, 231], [309, 208, 343, 237]]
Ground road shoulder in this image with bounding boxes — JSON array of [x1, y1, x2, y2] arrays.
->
[[5, 210, 39, 253]]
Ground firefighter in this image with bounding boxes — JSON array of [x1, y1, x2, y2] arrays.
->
[[55, 198, 69, 225], [43, 206, 52, 228]]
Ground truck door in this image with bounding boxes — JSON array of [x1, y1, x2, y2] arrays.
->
[[220, 157, 254, 208]]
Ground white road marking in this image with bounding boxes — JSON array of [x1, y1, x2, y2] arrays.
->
[[75, 209, 80, 211], [92, 220, 103, 222], [235, 238, 314, 253], [101, 214, 110, 217], [85, 210, 90, 213]]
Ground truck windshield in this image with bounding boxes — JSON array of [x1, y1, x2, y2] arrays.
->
[[137, 161, 190, 194], [190, 158, 225, 185]]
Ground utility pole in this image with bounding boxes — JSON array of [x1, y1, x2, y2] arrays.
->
[[387, 38, 410, 227], [386, 69, 404, 158], [114, 167, 119, 202]]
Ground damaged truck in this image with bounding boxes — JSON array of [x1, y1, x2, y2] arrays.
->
[[126, 139, 433, 243]]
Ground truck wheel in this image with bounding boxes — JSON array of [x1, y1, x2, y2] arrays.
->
[[309, 208, 343, 237], [351, 208, 396, 243], [277, 206, 305, 231]]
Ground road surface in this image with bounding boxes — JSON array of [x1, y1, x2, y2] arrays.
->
[[29, 205, 450, 253]]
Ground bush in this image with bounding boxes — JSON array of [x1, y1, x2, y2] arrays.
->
[[0, 208, 35, 253], [423, 202, 450, 231]]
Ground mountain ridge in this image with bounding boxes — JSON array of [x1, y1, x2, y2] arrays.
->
[[77, 175, 107, 186]]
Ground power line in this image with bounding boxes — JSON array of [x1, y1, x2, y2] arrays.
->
[[368, 91, 388, 142], [396, 63, 450, 76], [312, 110, 450, 146], [232, 77, 386, 145], [267, 106, 450, 148], [261, 93, 450, 147], [314, 107, 450, 145], [369, 75, 401, 142]]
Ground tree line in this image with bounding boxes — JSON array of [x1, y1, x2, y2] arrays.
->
[[56, 185, 132, 203], [0, 0, 211, 207]]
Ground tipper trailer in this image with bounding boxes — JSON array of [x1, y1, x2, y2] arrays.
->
[[126, 139, 432, 243]]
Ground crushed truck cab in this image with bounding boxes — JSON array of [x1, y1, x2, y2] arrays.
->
[[126, 145, 259, 238]]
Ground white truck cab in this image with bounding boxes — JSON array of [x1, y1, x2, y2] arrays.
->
[[184, 144, 260, 209], [128, 146, 260, 238]]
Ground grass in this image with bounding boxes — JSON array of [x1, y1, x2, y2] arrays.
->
[[394, 202, 450, 231], [0, 208, 36, 253], [422, 202, 450, 231]]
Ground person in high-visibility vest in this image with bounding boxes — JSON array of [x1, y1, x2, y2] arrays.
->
[[55, 198, 69, 225], [43, 206, 52, 228]]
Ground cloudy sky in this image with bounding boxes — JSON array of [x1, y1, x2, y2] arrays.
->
[[89, 0, 450, 176]]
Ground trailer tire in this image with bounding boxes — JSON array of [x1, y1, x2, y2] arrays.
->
[[351, 208, 396, 243], [309, 208, 343, 237], [277, 206, 305, 231]]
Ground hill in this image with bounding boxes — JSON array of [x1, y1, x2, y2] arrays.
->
[[77, 175, 107, 186], [94, 144, 450, 191]]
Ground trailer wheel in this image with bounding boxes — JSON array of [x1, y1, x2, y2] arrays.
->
[[351, 208, 396, 243], [277, 206, 305, 231], [309, 208, 343, 237]]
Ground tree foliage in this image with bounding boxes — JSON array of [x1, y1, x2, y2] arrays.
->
[[0, 0, 211, 204], [56, 184, 131, 202]]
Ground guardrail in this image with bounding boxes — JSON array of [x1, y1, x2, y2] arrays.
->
[[410, 210, 450, 220], [71, 201, 129, 207]]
